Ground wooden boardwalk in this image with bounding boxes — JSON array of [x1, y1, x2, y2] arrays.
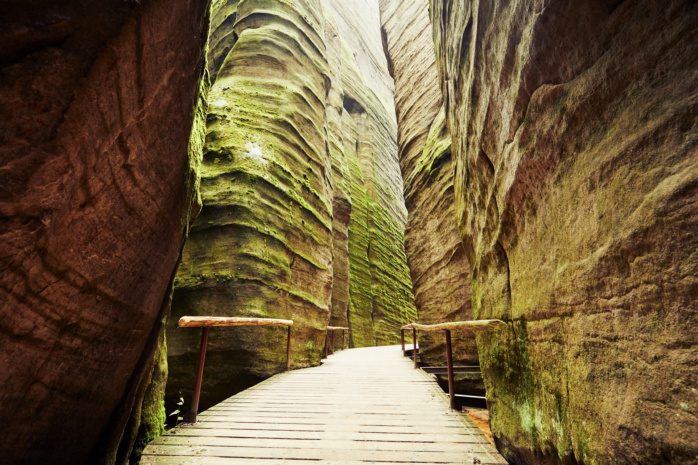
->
[[142, 345, 507, 464]]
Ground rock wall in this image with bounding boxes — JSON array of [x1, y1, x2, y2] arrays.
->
[[378, 0, 478, 390], [167, 0, 416, 414], [324, 8, 352, 331], [427, 0, 698, 464], [325, 0, 418, 348], [0, 0, 211, 463]]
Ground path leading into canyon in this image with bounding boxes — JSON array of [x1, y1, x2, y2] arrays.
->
[[142, 345, 507, 464]]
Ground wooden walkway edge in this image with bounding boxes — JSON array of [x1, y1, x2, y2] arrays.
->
[[142, 345, 508, 464]]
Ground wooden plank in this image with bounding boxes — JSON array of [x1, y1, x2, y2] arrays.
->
[[217, 396, 438, 404], [196, 416, 468, 428], [200, 407, 462, 422], [142, 345, 507, 465], [163, 428, 487, 442], [145, 444, 496, 463], [142, 457, 508, 465], [207, 402, 452, 416], [178, 316, 294, 327], [185, 421, 485, 435], [155, 435, 496, 452]]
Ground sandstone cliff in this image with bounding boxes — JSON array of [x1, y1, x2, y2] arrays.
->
[[378, 0, 479, 391], [167, 0, 416, 414], [0, 0, 211, 463], [427, 0, 698, 463], [325, 0, 417, 348]]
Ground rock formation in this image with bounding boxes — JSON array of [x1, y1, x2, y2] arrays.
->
[[166, 0, 416, 414], [423, 0, 698, 463], [5, 1, 692, 463], [378, 0, 480, 392], [325, 0, 417, 348], [0, 0, 211, 463]]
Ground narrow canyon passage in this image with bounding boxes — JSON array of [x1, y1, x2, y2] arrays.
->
[[164, 0, 419, 421], [0, 0, 695, 464]]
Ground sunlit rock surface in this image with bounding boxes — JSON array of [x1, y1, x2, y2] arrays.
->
[[0, 0, 210, 463], [167, 0, 416, 414], [429, 0, 698, 463], [378, 0, 478, 391]]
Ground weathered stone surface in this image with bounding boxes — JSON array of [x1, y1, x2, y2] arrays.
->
[[324, 6, 352, 331], [0, 0, 210, 463], [167, 0, 416, 414], [167, 0, 334, 413], [378, 0, 478, 391], [326, 0, 417, 347], [429, 0, 698, 463]]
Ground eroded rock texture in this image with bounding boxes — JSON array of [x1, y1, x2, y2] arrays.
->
[[324, 8, 352, 331], [429, 0, 698, 463], [0, 0, 210, 463], [378, 0, 479, 391], [167, 0, 416, 413], [325, 0, 417, 348]]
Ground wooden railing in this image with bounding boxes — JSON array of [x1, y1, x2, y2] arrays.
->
[[325, 326, 349, 358], [178, 316, 294, 422], [400, 320, 506, 409]]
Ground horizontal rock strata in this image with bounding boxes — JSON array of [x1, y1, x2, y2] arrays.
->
[[167, 0, 416, 414], [168, 0, 334, 413], [429, 0, 698, 463]]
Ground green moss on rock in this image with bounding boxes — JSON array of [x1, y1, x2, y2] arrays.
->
[[166, 0, 416, 418]]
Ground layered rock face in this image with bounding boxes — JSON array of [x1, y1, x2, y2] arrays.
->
[[426, 0, 698, 464], [378, 0, 478, 390], [167, 0, 416, 413], [326, 0, 417, 348], [0, 0, 210, 463]]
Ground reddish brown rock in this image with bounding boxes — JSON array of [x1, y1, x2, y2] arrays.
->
[[429, 0, 698, 463], [0, 0, 210, 463]]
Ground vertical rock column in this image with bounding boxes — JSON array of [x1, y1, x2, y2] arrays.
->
[[378, 0, 477, 387], [324, 10, 352, 331], [167, 0, 334, 410], [167, 0, 418, 414], [325, 0, 417, 347], [0, 0, 211, 463], [430, 0, 698, 463]]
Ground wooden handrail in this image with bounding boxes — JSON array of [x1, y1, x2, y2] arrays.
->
[[400, 319, 507, 410], [179, 316, 294, 423], [410, 319, 506, 332], [179, 316, 294, 327], [324, 326, 349, 357]]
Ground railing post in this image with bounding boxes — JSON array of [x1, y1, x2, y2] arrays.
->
[[184, 326, 209, 423], [330, 330, 335, 354], [342, 329, 346, 350], [286, 326, 292, 372], [325, 331, 328, 359], [412, 327, 418, 369], [401, 329, 405, 356], [445, 329, 457, 410]]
